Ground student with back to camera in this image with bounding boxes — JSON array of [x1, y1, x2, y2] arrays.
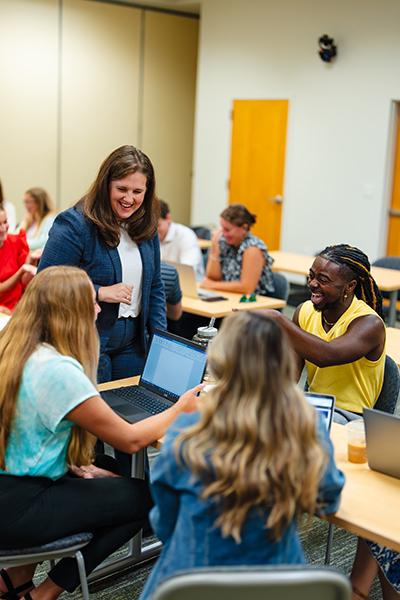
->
[[139, 311, 344, 600], [0, 266, 202, 600]]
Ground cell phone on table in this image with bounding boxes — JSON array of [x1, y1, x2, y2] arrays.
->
[[202, 295, 227, 302]]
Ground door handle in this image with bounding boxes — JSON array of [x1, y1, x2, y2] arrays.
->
[[271, 195, 284, 204]]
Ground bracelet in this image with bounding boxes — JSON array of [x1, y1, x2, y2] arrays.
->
[[208, 254, 220, 262]]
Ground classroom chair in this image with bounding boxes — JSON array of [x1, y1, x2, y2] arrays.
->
[[0, 533, 92, 599], [372, 257, 400, 322], [151, 565, 351, 600], [270, 272, 290, 302]]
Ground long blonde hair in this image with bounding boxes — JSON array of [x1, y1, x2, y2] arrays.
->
[[0, 266, 99, 469], [175, 312, 327, 542], [20, 186, 54, 232]]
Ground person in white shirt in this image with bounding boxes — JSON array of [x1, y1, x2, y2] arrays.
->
[[0, 179, 17, 231], [157, 199, 204, 280]]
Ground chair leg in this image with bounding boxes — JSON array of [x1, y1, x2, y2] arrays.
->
[[75, 550, 90, 600], [324, 523, 334, 565]]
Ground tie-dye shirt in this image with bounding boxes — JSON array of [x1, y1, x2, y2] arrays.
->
[[0, 344, 97, 480]]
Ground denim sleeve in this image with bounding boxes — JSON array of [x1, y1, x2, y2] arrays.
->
[[316, 417, 345, 515], [147, 236, 167, 333], [38, 209, 85, 271], [149, 427, 181, 542]]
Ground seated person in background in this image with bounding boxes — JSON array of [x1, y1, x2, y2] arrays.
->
[[261, 244, 385, 421], [351, 538, 400, 600], [158, 199, 204, 279], [202, 204, 275, 296], [0, 178, 17, 231], [0, 266, 201, 600], [139, 311, 344, 600], [161, 262, 183, 322], [0, 207, 36, 311], [19, 186, 55, 251]]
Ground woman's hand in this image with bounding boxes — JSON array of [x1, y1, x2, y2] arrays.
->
[[98, 283, 133, 304], [175, 383, 206, 413], [68, 464, 120, 479], [200, 277, 217, 290], [28, 249, 42, 265]]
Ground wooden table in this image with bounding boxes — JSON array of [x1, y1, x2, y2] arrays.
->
[[330, 422, 400, 551], [182, 291, 285, 318], [271, 250, 400, 327], [386, 327, 400, 367]]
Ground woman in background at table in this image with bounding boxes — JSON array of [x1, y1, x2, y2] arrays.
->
[[139, 311, 344, 600], [202, 204, 275, 296], [0, 266, 201, 600], [19, 186, 55, 252], [39, 145, 166, 383], [0, 207, 36, 313]]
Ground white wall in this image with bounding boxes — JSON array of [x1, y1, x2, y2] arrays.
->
[[191, 0, 400, 260]]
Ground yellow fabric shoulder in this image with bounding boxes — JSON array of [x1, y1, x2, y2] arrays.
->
[[298, 297, 385, 412]]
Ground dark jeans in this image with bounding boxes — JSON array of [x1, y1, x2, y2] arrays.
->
[[0, 470, 152, 592], [97, 316, 145, 384]]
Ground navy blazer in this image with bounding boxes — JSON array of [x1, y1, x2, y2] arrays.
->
[[38, 206, 167, 353]]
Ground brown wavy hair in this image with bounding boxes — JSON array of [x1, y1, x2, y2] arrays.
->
[[220, 204, 256, 229], [0, 266, 99, 470], [79, 145, 157, 247], [175, 311, 327, 542]]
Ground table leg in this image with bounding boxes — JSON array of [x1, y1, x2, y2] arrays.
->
[[89, 447, 162, 582], [387, 290, 398, 327]]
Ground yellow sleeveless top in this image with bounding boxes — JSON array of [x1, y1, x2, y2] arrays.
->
[[298, 297, 385, 413]]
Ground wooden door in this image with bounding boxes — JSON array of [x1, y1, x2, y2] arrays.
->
[[386, 104, 400, 255], [228, 100, 289, 250]]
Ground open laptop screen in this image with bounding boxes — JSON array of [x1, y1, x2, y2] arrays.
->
[[305, 392, 335, 431], [141, 331, 207, 399]]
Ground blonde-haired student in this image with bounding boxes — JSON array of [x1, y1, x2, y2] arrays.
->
[[140, 311, 345, 600], [0, 266, 201, 600]]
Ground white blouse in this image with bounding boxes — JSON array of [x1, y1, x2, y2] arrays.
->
[[117, 229, 143, 319]]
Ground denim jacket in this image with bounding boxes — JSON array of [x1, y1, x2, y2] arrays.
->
[[140, 412, 345, 600]]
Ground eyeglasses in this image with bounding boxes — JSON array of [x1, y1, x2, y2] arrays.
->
[[239, 293, 257, 303]]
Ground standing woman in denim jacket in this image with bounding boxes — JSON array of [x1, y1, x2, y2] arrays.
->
[[39, 145, 166, 383], [140, 311, 345, 600]]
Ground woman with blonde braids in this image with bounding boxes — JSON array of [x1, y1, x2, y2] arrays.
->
[[261, 244, 386, 422], [0, 266, 202, 600], [139, 311, 344, 600]]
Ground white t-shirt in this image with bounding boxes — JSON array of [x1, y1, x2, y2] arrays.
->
[[160, 222, 204, 280], [117, 229, 143, 318], [4, 200, 16, 232]]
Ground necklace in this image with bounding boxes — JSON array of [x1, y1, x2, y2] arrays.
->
[[322, 314, 336, 327]]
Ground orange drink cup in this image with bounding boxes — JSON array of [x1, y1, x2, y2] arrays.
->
[[346, 419, 367, 464]]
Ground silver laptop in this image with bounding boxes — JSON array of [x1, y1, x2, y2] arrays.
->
[[167, 262, 227, 301], [101, 330, 207, 423], [305, 392, 335, 431], [364, 408, 400, 479]]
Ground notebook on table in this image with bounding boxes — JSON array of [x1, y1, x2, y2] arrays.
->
[[305, 392, 335, 431], [167, 262, 227, 301], [364, 408, 400, 479], [101, 330, 207, 423]]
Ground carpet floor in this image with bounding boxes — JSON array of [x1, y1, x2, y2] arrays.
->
[[41, 517, 384, 599]]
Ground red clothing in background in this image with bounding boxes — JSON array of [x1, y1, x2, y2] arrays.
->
[[0, 230, 29, 310]]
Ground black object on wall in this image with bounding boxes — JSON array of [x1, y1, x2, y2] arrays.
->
[[318, 34, 337, 63]]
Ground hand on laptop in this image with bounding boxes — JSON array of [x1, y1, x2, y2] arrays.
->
[[176, 383, 206, 413]]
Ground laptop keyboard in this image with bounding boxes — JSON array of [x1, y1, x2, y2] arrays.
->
[[113, 386, 172, 415]]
